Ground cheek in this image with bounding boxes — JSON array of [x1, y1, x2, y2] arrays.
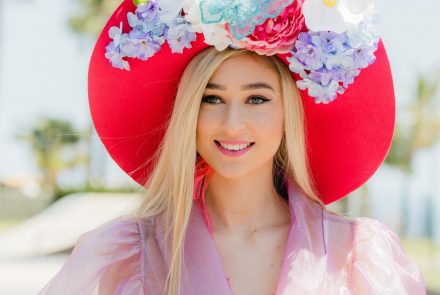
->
[[196, 110, 215, 149], [253, 106, 284, 141], [254, 107, 284, 157]]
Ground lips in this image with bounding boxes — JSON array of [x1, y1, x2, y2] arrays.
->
[[214, 140, 255, 157], [215, 140, 254, 145]]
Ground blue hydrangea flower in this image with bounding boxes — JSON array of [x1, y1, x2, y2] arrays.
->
[[318, 31, 348, 53], [104, 0, 197, 70], [287, 26, 379, 104], [318, 31, 354, 70], [352, 44, 376, 69], [165, 17, 196, 53], [308, 69, 341, 87], [294, 33, 325, 71], [108, 24, 126, 48], [150, 23, 167, 42], [128, 1, 160, 33], [287, 56, 308, 79], [105, 42, 130, 70], [342, 69, 361, 88], [297, 79, 344, 104], [105, 24, 130, 70], [325, 47, 354, 71], [136, 0, 160, 21], [125, 29, 162, 60]]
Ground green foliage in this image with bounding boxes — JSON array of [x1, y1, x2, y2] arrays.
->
[[68, 0, 122, 37], [385, 70, 440, 173], [385, 126, 413, 173], [16, 117, 86, 194]]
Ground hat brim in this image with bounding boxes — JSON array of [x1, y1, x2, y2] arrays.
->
[[88, 0, 395, 204]]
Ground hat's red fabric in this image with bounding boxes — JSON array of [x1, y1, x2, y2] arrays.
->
[[88, 0, 395, 204]]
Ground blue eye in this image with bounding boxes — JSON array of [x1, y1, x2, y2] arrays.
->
[[201, 95, 222, 104], [201, 95, 270, 104], [248, 96, 270, 104]]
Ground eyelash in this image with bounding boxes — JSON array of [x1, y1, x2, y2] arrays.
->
[[201, 95, 270, 105]]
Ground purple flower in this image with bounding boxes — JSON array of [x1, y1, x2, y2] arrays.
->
[[352, 44, 376, 69], [126, 29, 162, 60], [150, 23, 167, 44], [165, 17, 196, 53], [108, 24, 125, 47], [136, 0, 160, 21], [297, 79, 344, 104], [294, 33, 325, 70], [308, 69, 340, 86], [325, 47, 354, 71], [128, 1, 161, 33], [287, 56, 308, 79], [287, 27, 379, 104], [104, 0, 198, 67], [318, 31, 348, 54], [342, 69, 361, 88], [105, 42, 130, 70], [105, 24, 130, 70]]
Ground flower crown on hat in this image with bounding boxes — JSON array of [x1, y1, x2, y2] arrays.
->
[[105, 0, 379, 104]]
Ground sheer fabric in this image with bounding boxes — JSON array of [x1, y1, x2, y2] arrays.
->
[[38, 177, 426, 294]]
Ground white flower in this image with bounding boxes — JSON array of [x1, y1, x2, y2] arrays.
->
[[182, 0, 233, 50], [158, 0, 185, 23], [199, 24, 233, 50], [302, 0, 375, 33]]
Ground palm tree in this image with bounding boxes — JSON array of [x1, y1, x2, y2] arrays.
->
[[68, 0, 121, 37], [384, 69, 440, 234], [17, 118, 82, 195], [66, 0, 122, 187], [336, 70, 440, 225]]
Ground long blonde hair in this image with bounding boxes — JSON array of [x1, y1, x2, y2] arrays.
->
[[134, 47, 323, 295]]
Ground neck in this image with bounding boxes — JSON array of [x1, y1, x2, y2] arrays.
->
[[205, 164, 290, 236]]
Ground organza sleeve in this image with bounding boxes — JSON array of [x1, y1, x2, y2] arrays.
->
[[350, 217, 426, 295], [37, 215, 144, 295]]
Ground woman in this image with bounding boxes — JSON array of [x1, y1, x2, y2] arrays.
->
[[39, 0, 426, 294]]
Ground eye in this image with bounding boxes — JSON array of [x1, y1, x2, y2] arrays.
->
[[201, 95, 223, 104], [247, 96, 270, 104]]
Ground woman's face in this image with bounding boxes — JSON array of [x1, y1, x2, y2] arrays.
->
[[196, 54, 284, 179]]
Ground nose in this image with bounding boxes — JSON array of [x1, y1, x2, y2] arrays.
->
[[221, 101, 245, 134]]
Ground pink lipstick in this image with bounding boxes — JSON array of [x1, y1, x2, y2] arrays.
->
[[214, 140, 255, 157]]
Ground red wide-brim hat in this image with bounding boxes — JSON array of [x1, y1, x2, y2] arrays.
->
[[88, 0, 395, 205]]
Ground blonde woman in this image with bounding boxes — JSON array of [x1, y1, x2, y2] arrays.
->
[[39, 0, 426, 294]]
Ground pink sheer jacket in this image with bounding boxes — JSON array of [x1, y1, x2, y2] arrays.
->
[[38, 176, 426, 294]]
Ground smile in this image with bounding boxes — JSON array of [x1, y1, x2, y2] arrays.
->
[[214, 140, 255, 157]]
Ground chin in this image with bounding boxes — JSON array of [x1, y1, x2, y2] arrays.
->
[[209, 162, 262, 180], [213, 170, 251, 180]]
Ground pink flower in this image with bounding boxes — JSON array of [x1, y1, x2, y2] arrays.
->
[[229, 0, 306, 55]]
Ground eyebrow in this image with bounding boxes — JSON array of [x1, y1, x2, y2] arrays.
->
[[206, 82, 275, 92]]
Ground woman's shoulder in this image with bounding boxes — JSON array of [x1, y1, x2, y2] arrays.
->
[[330, 214, 426, 295], [37, 215, 151, 295], [78, 214, 143, 242], [324, 208, 411, 249]]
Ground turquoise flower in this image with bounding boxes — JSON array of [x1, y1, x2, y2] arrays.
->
[[199, 0, 293, 40]]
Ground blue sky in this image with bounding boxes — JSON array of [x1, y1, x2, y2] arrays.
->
[[1, 0, 439, 182]]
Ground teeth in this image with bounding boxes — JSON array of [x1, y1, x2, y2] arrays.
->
[[219, 142, 251, 151]]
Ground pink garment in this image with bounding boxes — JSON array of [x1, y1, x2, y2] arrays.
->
[[38, 176, 426, 294]]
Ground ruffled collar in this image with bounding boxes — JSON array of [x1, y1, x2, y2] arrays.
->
[[183, 165, 328, 294]]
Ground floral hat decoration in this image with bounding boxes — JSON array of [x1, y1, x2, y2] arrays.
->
[[88, 0, 395, 204]]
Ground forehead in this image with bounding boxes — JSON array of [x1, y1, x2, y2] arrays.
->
[[208, 54, 280, 90]]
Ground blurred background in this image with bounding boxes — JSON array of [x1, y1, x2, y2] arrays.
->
[[0, 0, 439, 294]]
